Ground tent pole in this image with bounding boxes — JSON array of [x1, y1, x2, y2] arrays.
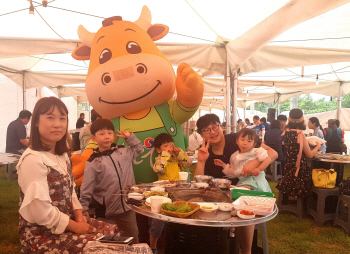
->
[[225, 52, 231, 134], [277, 94, 280, 115], [232, 71, 238, 133], [22, 72, 26, 110], [244, 100, 246, 120], [337, 81, 343, 120]]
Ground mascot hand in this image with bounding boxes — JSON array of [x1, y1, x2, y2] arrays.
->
[[176, 62, 203, 108]]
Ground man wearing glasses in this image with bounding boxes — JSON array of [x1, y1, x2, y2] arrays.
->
[[194, 114, 277, 254]]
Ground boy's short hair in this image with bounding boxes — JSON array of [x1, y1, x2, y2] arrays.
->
[[237, 128, 261, 148], [196, 114, 221, 134], [277, 115, 287, 121], [253, 115, 260, 120], [260, 117, 267, 123], [154, 133, 174, 149], [91, 119, 114, 135], [80, 113, 85, 117]]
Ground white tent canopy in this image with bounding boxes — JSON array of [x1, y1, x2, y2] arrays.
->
[[2, 0, 350, 150]]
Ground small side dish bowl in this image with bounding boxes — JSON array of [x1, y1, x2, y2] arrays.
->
[[176, 180, 191, 188], [194, 175, 214, 183], [194, 182, 209, 188], [237, 210, 255, 219], [211, 178, 232, 189], [218, 203, 233, 212], [127, 192, 144, 200], [199, 203, 218, 213]]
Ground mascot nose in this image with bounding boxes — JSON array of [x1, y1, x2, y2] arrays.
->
[[113, 66, 134, 81]]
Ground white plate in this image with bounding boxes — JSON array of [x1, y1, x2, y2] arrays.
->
[[197, 202, 218, 213], [237, 210, 255, 219], [145, 196, 172, 206]]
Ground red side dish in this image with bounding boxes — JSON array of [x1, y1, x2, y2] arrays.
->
[[240, 210, 254, 215]]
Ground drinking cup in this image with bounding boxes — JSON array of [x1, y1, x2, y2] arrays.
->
[[150, 197, 163, 213], [179, 172, 189, 181]]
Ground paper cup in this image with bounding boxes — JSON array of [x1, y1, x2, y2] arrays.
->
[[179, 172, 189, 181], [150, 197, 164, 213]]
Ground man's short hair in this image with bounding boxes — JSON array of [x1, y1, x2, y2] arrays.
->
[[260, 117, 267, 123], [196, 114, 221, 134], [277, 115, 287, 121], [328, 119, 336, 126], [91, 109, 102, 122], [19, 110, 32, 119], [253, 115, 260, 120], [80, 113, 85, 117], [90, 119, 114, 135], [154, 133, 174, 149]]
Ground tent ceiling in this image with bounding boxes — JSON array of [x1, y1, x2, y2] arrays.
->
[[1, 1, 350, 108]]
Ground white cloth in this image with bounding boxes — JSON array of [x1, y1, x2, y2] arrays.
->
[[17, 148, 82, 234], [79, 122, 92, 152], [223, 147, 268, 177], [188, 132, 203, 152]]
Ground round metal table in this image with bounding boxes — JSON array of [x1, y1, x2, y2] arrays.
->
[[0, 153, 20, 180], [128, 194, 278, 254]]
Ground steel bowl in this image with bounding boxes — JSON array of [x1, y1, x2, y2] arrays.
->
[[194, 175, 214, 183], [211, 178, 232, 189], [176, 180, 191, 188]]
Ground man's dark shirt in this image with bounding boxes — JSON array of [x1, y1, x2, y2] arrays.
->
[[264, 128, 284, 162], [263, 122, 271, 131], [205, 133, 239, 182], [76, 118, 86, 129], [6, 118, 27, 154]]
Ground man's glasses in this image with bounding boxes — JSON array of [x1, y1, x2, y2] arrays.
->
[[201, 124, 220, 134]]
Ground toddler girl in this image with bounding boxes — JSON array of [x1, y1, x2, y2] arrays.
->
[[214, 128, 272, 192]]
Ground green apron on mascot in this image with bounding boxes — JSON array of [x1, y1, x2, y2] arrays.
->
[[111, 101, 197, 184]]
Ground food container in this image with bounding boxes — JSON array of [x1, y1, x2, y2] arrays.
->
[[194, 175, 214, 183], [161, 201, 200, 218], [176, 180, 191, 188], [145, 196, 171, 206], [232, 196, 276, 216], [151, 187, 165, 192], [194, 182, 209, 188], [211, 178, 232, 189], [197, 202, 218, 213], [127, 192, 144, 200], [218, 203, 233, 212], [237, 210, 255, 219]]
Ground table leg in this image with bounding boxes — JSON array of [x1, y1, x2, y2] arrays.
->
[[6, 163, 17, 180]]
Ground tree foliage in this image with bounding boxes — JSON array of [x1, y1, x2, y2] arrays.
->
[[251, 93, 349, 114]]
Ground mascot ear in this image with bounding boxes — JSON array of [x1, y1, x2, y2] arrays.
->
[[72, 45, 91, 60], [147, 24, 169, 41]]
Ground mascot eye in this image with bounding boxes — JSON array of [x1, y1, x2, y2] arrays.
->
[[99, 49, 112, 64], [101, 72, 111, 85], [136, 63, 147, 74], [126, 41, 141, 54]]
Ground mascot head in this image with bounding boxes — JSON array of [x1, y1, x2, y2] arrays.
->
[[72, 6, 175, 119]]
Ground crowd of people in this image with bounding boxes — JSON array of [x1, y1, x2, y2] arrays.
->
[[4, 97, 349, 253]]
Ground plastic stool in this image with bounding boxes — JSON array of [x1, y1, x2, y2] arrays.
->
[[265, 161, 282, 182], [277, 191, 306, 218], [307, 186, 339, 226], [229, 223, 269, 254], [334, 194, 350, 236]]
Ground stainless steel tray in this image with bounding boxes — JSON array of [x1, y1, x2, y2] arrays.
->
[[166, 188, 232, 203]]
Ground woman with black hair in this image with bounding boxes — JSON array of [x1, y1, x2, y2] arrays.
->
[[276, 109, 321, 198], [308, 117, 326, 153]]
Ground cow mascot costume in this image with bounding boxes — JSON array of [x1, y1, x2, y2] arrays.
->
[[72, 6, 203, 184]]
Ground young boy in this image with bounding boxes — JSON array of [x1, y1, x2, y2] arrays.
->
[[149, 133, 192, 253], [79, 119, 143, 243]]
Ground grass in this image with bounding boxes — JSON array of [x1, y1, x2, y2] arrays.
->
[[1, 165, 350, 254]]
